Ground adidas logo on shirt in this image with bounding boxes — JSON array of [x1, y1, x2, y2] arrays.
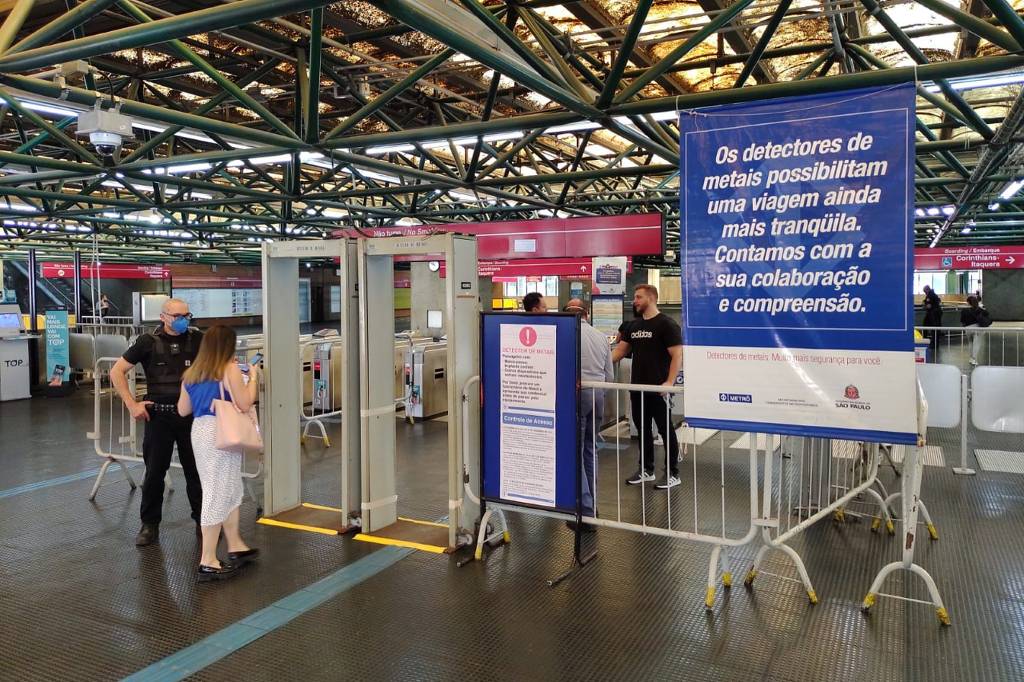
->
[[631, 330, 654, 339]]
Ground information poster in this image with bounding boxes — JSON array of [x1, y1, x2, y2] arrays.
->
[[498, 324, 557, 506], [592, 256, 627, 296], [680, 84, 916, 444], [44, 310, 69, 386], [481, 313, 579, 513], [591, 295, 624, 336]]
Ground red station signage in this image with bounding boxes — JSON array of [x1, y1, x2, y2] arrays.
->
[[914, 246, 1024, 270], [333, 213, 664, 260], [41, 262, 170, 280], [439, 257, 633, 278]]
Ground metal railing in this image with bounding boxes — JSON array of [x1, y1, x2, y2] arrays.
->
[[916, 325, 1024, 476], [467, 376, 945, 617], [78, 315, 149, 339], [87, 357, 263, 506]]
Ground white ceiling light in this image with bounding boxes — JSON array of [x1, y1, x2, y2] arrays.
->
[[999, 179, 1024, 200], [924, 69, 1024, 93]]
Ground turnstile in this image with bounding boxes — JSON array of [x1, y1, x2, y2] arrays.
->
[[403, 341, 448, 421]]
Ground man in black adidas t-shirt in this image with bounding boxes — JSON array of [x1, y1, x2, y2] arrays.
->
[[612, 284, 683, 489]]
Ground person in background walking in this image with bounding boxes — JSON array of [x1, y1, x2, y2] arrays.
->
[[611, 284, 683, 490], [960, 295, 992, 366], [177, 325, 260, 582], [565, 299, 613, 531], [922, 285, 943, 352], [99, 294, 111, 321]]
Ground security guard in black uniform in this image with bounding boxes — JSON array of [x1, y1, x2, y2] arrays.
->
[[111, 298, 204, 546]]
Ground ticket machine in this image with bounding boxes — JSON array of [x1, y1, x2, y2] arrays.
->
[[0, 304, 33, 401]]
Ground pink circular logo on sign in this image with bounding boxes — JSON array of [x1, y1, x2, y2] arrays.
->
[[519, 326, 538, 347]]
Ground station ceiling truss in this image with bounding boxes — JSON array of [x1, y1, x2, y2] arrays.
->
[[1, 0, 1024, 263]]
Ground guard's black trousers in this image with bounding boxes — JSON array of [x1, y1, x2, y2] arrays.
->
[[630, 390, 679, 477], [140, 411, 202, 525]]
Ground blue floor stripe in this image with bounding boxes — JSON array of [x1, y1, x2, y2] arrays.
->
[[122, 546, 414, 682], [0, 467, 104, 499], [0, 464, 143, 500]]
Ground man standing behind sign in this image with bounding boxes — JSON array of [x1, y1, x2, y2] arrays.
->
[[565, 299, 613, 529], [922, 286, 942, 352], [111, 298, 204, 546], [612, 284, 683, 489], [522, 292, 548, 313]]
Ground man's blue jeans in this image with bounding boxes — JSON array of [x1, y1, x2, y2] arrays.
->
[[579, 389, 603, 517]]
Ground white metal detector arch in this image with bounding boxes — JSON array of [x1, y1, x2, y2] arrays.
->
[[260, 239, 360, 526], [260, 235, 480, 551], [358, 233, 480, 549]]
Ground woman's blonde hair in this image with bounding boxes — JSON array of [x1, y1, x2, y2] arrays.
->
[[182, 325, 236, 384]]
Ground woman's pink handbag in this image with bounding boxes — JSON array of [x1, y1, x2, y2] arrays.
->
[[213, 382, 263, 453]]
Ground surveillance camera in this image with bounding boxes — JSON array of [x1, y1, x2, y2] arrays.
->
[[89, 131, 122, 158], [77, 104, 134, 162]]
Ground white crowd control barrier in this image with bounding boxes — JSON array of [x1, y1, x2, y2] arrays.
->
[[87, 358, 263, 509], [87, 358, 145, 500], [916, 325, 1024, 476], [863, 381, 950, 625], [467, 377, 947, 620]]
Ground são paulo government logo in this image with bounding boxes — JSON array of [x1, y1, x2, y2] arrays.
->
[[836, 384, 869, 410]]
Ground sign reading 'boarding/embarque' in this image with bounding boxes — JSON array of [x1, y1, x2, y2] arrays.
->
[[680, 84, 917, 444]]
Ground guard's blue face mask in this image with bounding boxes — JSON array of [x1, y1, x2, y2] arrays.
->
[[169, 316, 190, 334]]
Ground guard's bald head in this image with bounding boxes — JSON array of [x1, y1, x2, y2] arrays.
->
[[162, 297, 189, 315]]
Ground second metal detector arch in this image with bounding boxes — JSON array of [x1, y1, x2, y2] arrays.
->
[[357, 233, 480, 549]]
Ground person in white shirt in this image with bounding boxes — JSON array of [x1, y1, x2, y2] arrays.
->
[[565, 298, 613, 529]]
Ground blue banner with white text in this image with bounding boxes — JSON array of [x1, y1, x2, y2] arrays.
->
[[680, 84, 917, 444]]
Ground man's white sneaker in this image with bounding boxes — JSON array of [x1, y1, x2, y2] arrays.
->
[[626, 470, 656, 485], [655, 475, 681, 490]]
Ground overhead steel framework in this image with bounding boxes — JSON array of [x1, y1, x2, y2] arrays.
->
[[1, 0, 1024, 264]]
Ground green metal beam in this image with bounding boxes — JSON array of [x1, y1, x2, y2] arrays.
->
[[305, 8, 323, 145], [120, 59, 281, 164], [365, 0, 600, 117], [7, 0, 118, 55], [117, 0, 299, 140], [859, 0, 993, 138], [845, 44, 970, 128], [735, 0, 792, 87], [793, 50, 833, 81], [0, 0, 329, 73], [456, 0, 567, 88], [476, 129, 546, 181], [614, 0, 757, 103], [914, 0, 1021, 51], [324, 48, 455, 140], [597, 0, 654, 107], [0, 89, 102, 165], [0, 0, 36, 55], [2, 74, 303, 148], [312, 53, 1024, 151], [980, 0, 1024, 49]]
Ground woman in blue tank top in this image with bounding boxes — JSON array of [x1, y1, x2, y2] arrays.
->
[[177, 325, 260, 582]]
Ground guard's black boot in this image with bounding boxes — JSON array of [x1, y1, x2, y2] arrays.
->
[[135, 523, 159, 546]]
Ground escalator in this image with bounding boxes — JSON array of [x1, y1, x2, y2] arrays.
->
[[3, 260, 95, 315]]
